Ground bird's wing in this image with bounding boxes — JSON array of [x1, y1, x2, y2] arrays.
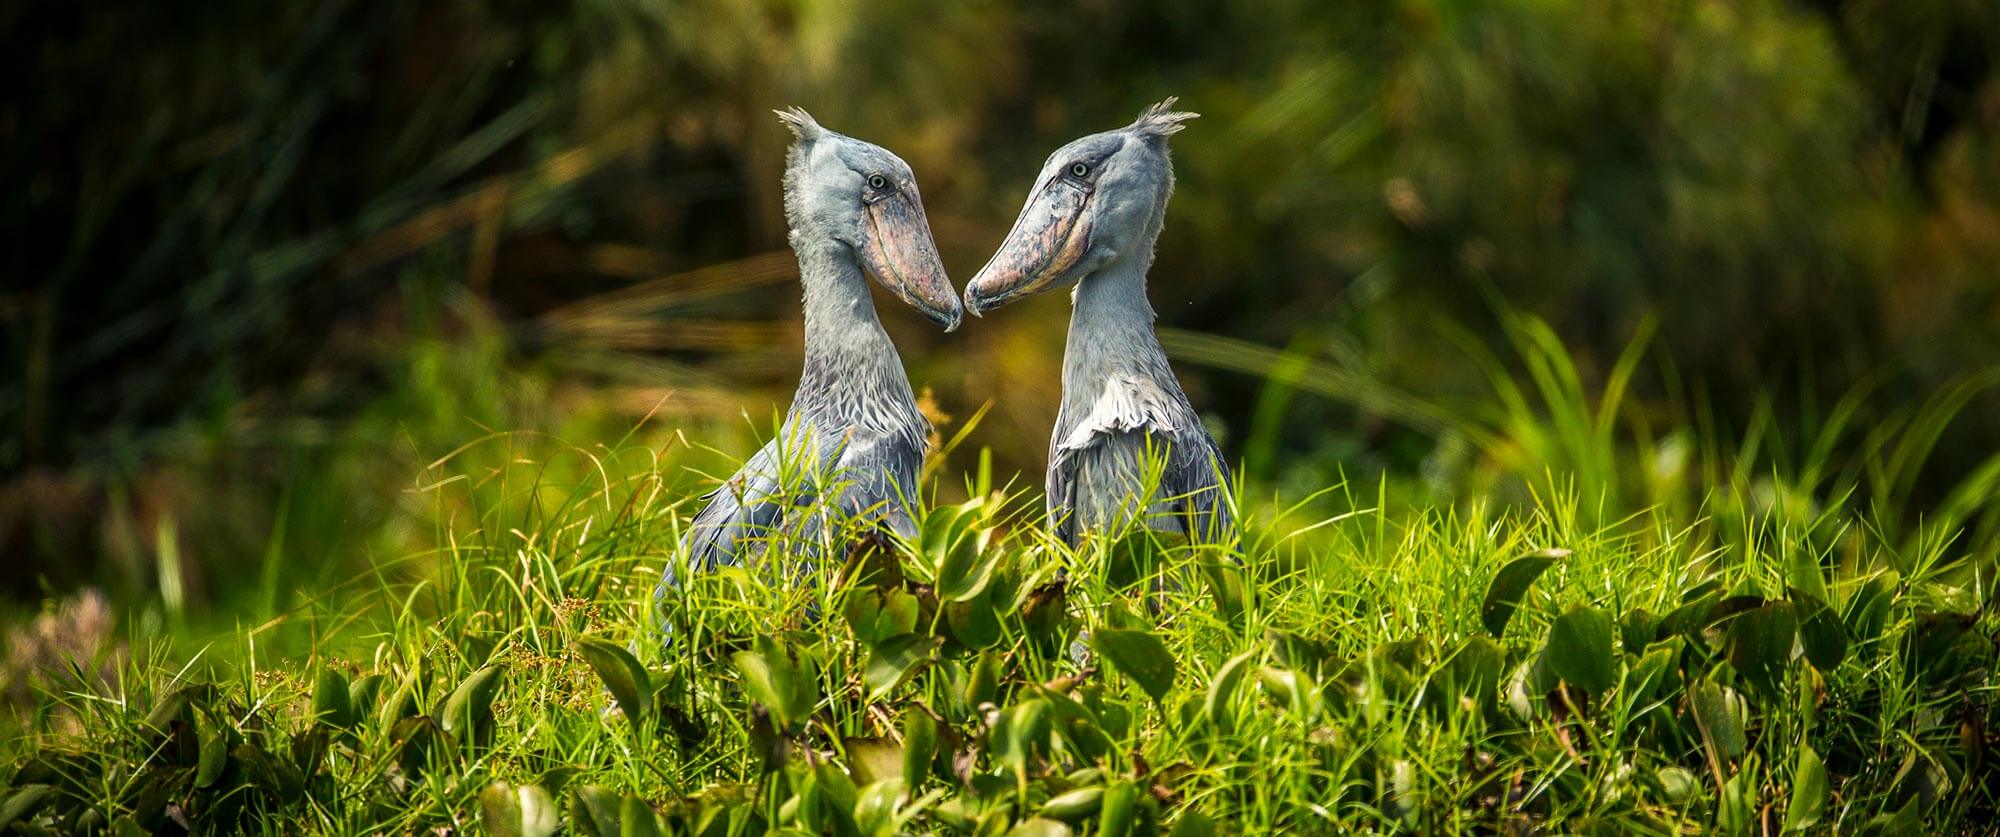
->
[[829, 423, 926, 543], [669, 425, 853, 578], [1048, 375, 1234, 545]]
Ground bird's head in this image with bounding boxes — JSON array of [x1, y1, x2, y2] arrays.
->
[[778, 108, 962, 331], [963, 98, 1197, 315]]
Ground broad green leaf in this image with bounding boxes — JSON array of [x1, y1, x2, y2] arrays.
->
[[579, 638, 651, 723], [346, 674, 385, 720], [1480, 549, 1567, 636], [568, 786, 622, 837], [1169, 811, 1217, 837], [946, 597, 1004, 649], [0, 785, 51, 830], [1783, 744, 1828, 832], [733, 635, 816, 728], [1093, 628, 1178, 702], [1258, 667, 1318, 718], [311, 669, 353, 728], [378, 667, 421, 739], [1444, 635, 1505, 707], [1727, 602, 1798, 696], [937, 528, 999, 603], [1620, 607, 1659, 649], [843, 736, 904, 787], [1623, 643, 1679, 711], [1040, 786, 1104, 822], [1652, 766, 1698, 804], [439, 665, 506, 740], [853, 778, 905, 836], [1097, 780, 1140, 837], [1692, 680, 1748, 759], [1545, 606, 1617, 693], [479, 782, 558, 837], [1203, 651, 1256, 733], [195, 711, 230, 788], [1795, 597, 1849, 672], [619, 795, 663, 837], [866, 634, 939, 701], [902, 707, 939, 792], [1006, 818, 1074, 837]]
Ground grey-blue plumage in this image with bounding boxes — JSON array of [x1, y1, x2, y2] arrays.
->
[[965, 99, 1236, 546], [660, 109, 959, 593]]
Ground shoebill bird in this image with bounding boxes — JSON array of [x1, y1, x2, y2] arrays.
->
[[964, 98, 1236, 546], [666, 109, 961, 586]]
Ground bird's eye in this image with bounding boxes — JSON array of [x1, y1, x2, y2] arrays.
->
[[1069, 162, 1091, 178], [868, 174, 888, 190]]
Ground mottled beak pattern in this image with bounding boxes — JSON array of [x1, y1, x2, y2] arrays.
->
[[862, 191, 963, 332], [963, 179, 1094, 315]]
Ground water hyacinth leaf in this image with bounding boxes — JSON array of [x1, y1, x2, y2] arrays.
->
[[578, 638, 652, 723], [845, 588, 921, 647], [1480, 548, 1567, 636], [1093, 629, 1177, 702], [311, 669, 353, 728], [1793, 593, 1849, 671], [143, 687, 197, 733], [1659, 591, 1720, 639], [346, 673, 385, 720], [902, 707, 939, 792], [733, 636, 816, 728], [1620, 607, 1658, 650], [0, 785, 51, 830], [195, 712, 230, 788], [619, 795, 664, 837], [853, 778, 905, 835], [1726, 602, 1798, 696], [1258, 667, 1317, 717], [1545, 606, 1617, 693], [843, 736, 904, 788], [1040, 786, 1105, 822], [866, 634, 939, 701], [1169, 811, 1218, 837], [937, 528, 999, 603], [1204, 651, 1256, 733], [1783, 744, 1828, 832], [1623, 642, 1679, 710], [1445, 635, 1505, 707], [379, 667, 421, 739], [440, 665, 506, 739], [1693, 681, 1748, 759], [1097, 780, 1140, 837], [1007, 818, 1074, 837], [946, 597, 1004, 649], [568, 786, 622, 837], [479, 782, 558, 837]]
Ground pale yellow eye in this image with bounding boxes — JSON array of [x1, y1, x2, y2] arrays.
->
[[1069, 163, 1090, 178]]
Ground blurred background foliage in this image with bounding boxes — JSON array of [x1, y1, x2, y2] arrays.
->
[[5, 0, 1999, 631]]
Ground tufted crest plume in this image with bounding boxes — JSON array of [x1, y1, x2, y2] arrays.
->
[[1128, 97, 1199, 138], [774, 106, 825, 142]]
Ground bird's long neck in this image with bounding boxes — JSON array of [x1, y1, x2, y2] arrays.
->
[[1060, 242, 1179, 418], [791, 235, 915, 427]]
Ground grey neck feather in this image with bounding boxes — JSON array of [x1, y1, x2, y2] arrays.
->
[[1060, 232, 1185, 422], [790, 234, 919, 432]]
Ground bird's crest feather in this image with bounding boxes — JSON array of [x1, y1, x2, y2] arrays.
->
[[774, 107, 825, 142], [1129, 97, 1199, 138]]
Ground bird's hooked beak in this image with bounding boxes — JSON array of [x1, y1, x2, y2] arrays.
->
[[860, 190, 963, 332], [963, 178, 1094, 316]]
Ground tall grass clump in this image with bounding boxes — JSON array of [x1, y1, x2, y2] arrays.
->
[[1, 327, 1996, 834]]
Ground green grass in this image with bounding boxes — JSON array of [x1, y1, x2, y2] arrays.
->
[[3, 315, 1996, 834], [1, 425, 1995, 834]]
